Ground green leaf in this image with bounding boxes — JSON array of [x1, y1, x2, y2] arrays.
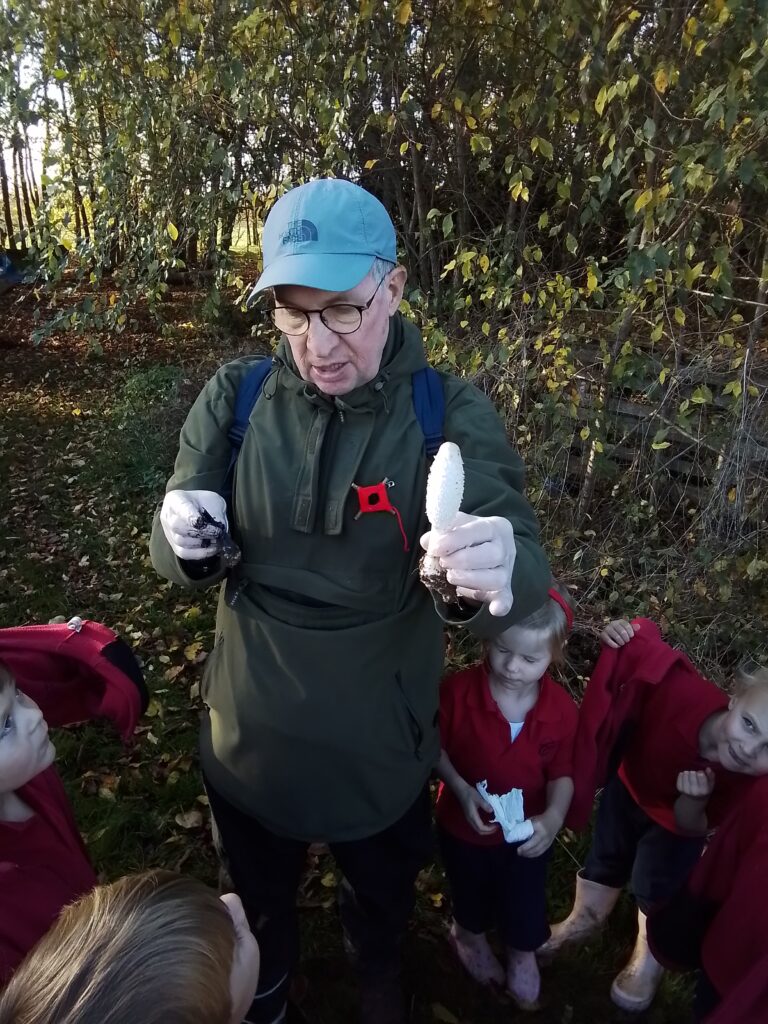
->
[[442, 213, 454, 238], [565, 233, 577, 254], [634, 189, 653, 212]]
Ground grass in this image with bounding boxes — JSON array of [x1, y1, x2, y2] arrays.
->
[[0, 283, 697, 1023]]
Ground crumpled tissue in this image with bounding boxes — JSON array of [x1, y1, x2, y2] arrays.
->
[[476, 780, 534, 843]]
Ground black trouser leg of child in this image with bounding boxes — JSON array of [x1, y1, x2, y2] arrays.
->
[[582, 773, 705, 912], [438, 826, 552, 951], [206, 776, 432, 1023]]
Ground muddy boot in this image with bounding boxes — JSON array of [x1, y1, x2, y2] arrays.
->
[[610, 910, 664, 1012], [537, 873, 620, 960], [447, 920, 504, 987], [506, 948, 541, 1011]]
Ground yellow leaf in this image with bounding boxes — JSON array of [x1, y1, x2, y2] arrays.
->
[[320, 871, 337, 888], [364, 159, 378, 169], [465, 114, 477, 129], [594, 440, 604, 453], [674, 306, 686, 325], [587, 269, 598, 294], [728, 487, 737, 502], [430, 102, 442, 119], [651, 441, 671, 450], [634, 189, 653, 212], [399, 141, 409, 155], [454, 97, 463, 112], [654, 68, 669, 93], [395, 0, 411, 25], [594, 85, 608, 116], [479, 254, 490, 273], [579, 53, 592, 70], [580, 426, 590, 440], [184, 641, 203, 661], [59, 235, 74, 251], [72, 407, 82, 416], [166, 221, 179, 241]]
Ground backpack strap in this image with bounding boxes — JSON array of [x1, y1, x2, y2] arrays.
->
[[411, 365, 445, 457], [222, 358, 274, 505]]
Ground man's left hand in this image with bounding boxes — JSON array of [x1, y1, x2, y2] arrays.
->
[[420, 511, 516, 616]]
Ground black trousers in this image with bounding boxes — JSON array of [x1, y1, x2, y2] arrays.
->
[[206, 776, 433, 1024], [438, 826, 552, 952], [583, 773, 705, 913]]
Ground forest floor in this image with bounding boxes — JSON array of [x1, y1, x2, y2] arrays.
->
[[1, 277, 696, 1023]]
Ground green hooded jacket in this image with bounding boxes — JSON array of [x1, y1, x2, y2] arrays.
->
[[150, 313, 550, 841]]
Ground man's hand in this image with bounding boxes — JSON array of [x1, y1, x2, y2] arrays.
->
[[160, 489, 229, 561], [676, 768, 715, 800], [420, 512, 516, 616], [600, 619, 638, 649], [457, 785, 499, 836], [517, 809, 562, 858]]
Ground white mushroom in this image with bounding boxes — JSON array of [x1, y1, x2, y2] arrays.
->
[[419, 441, 464, 600], [475, 781, 534, 844]]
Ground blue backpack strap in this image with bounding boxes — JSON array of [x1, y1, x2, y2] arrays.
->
[[411, 365, 445, 457], [223, 358, 273, 504]]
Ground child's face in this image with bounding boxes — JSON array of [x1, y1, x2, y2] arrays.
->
[[0, 685, 56, 792], [715, 685, 768, 776], [487, 625, 552, 690]]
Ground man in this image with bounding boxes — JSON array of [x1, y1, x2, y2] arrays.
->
[[150, 178, 550, 1024]]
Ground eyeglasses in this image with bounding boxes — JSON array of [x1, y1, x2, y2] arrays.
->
[[269, 273, 389, 336]]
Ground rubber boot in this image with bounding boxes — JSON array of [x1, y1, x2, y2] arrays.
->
[[537, 873, 620, 960], [506, 948, 541, 1011], [447, 920, 505, 987], [610, 909, 664, 1012]]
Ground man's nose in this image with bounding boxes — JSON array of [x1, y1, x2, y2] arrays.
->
[[305, 313, 336, 354]]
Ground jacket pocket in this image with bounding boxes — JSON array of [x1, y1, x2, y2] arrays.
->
[[395, 671, 424, 761]]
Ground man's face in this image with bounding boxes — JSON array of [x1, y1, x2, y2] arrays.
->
[[273, 266, 406, 397]]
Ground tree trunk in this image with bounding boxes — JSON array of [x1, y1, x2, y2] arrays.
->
[[0, 146, 16, 246]]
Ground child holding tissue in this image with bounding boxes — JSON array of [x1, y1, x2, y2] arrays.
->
[[436, 583, 577, 1009]]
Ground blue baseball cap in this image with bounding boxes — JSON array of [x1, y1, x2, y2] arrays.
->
[[248, 179, 397, 300]]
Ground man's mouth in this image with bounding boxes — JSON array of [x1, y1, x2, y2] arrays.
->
[[313, 362, 346, 376]]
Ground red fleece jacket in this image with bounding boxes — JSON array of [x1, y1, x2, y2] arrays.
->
[[568, 618, 748, 831], [0, 619, 144, 981], [648, 776, 768, 1024]]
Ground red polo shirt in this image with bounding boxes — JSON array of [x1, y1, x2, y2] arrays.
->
[[436, 663, 578, 846], [618, 670, 751, 833]]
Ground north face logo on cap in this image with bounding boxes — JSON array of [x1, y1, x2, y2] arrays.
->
[[282, 219, 319, 245]]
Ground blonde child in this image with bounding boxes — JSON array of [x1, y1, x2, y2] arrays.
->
[[0, 870, 260, 1024], [543, 619, 768, 1013], [436, 584, 577, 1009]]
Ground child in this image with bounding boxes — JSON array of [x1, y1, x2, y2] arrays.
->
[[436, 584, 577, 1009], [648, 763, 768, 1024], [0, 869, 261, 1024], [0, 619, 145, 980], [542, 619, 768, 1013]]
